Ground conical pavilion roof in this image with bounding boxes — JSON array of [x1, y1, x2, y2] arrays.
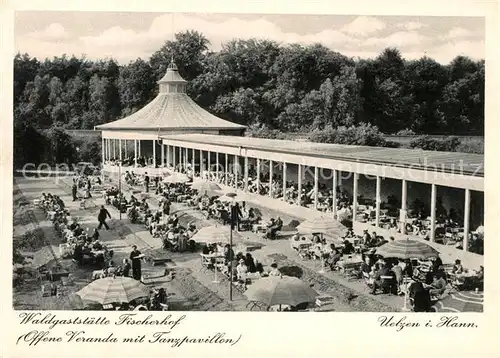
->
[[96, 59, 245, 132]]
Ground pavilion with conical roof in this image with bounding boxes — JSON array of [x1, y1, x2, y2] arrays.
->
[[96, 58, 246, 170]]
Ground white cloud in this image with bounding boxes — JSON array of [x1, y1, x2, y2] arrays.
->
[[443, 27, 473, 39], [398, 21, 426, 31], [79, 13, 355, 59], [14, 14, 484, 65], [340, 16, 386, 36], [26, 23, 70, 41], [362, 31, 428, 48]]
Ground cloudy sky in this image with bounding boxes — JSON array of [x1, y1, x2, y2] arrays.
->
[[14, 12, 485, 64]]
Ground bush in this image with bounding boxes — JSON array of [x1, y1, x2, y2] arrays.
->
[[395, 128, 416, 135], [455, 137, 484, 154], [308, 123, 399, 147], [409, 135, 461, 152], [245, 124, 292, 140]]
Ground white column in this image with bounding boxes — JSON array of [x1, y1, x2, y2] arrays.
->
[[216, 152, 219, 180], [119, 139, 122, 162], [185, 148, 188, 169], [113, 139, 116, 159], [138, 140, 141, 158], [353, 173, 359, 222], [430, 184, 437, 242], [173, 147, 177, 171], [191, 148, 195, 174], [244, 156, 249, 192], [269, 160, 273, 198], [134, 140, 137, 167], [208, 151, 211, 179], [332, 169, 337, 218], [297, 164, 302, 206], [401, 179, 407, 234], [152, 140, 156, 167], [314, 166, 319, 210], [101, 137, 105, 164], [224, 153, 228, 185], [200, 150, 203, 178], [160, 143, 164, 167], [124, 140, 127, 158], [233, 155, 238, 189], [375, 176, 381, 228], [256, 158, 260, 192], [463, 189, 470, 252], [282, 162, 287, 202]]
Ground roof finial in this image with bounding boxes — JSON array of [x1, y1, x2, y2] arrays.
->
[[168, 54, 177, 71]]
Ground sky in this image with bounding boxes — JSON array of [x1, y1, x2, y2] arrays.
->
[[14, 12, 485, 65]]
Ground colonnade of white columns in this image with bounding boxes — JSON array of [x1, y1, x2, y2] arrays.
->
[[101, 139, 477, 252]]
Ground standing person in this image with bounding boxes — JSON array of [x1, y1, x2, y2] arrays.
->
[[130, 245, 142, 280], [144, 173, 150, 193], [97, 205, 111, 230], [230, 202, 242, 231], [87, 179, 92, 198], [72, 183, 78, 201]]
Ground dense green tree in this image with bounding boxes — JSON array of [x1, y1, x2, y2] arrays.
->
[[12, 31, 485, 167], [118, 58, 155, 116]]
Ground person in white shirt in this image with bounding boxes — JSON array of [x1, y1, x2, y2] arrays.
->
[[269, 263, 282, 277], [236, 259, 248, 281]]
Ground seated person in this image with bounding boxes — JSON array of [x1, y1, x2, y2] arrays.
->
[[428, 273, 447, 297], [474, 265, 484, 291], [391, 261, 404, 288], [236, 259, 248, 281], [452, 259, 464, 274], [269, 263, 282, 277], [409, 280, 432, 312], [360, 256, 372, 274], [342, 240, 355, 255], [327, 249, 342, 270], [370, 263, 395, 295], [245, 253, 256, 273]]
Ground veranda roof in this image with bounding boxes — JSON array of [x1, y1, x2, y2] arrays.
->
[[96, 93, 245, 131]]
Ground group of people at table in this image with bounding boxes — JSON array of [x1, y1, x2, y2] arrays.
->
[[201, 242, 283, 288], [290, 226, 484, 311]]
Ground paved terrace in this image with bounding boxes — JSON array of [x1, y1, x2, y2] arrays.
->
[[13, 176, 397, 311]]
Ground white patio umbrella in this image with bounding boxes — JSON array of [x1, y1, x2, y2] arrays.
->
[[297, 216, 339, 234], [75, 276, 150, 305], [244, 275, 319, 309], [297, 216, 339, 273], [163, 173, 190, 184], [192, 181, 222, 195]]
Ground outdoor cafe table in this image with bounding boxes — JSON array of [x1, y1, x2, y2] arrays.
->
[[337, 255, 363, 271], [291, 238, 314, 251]]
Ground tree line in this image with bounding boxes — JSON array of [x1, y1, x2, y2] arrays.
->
[[13, 30, 484, 167]]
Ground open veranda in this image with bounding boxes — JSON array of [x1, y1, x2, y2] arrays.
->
[[12, 158, 484, 312], [13, 61, 484, 312]]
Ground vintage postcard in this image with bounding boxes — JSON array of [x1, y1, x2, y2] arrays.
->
[[1, 0, 499, 357]]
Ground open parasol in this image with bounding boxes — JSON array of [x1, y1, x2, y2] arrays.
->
[[296, 216, 339, 235], [191, 225, 241, 244], [163, 173, 190, 184], [375, 238, 439, 260], [244, 275, 318, 307], [75, 276, 150, 305], [192, 180, 222, 194], [432, 291, 483, 312]]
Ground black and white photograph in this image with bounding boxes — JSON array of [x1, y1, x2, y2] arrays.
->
[[11, 9, 487, 316]]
